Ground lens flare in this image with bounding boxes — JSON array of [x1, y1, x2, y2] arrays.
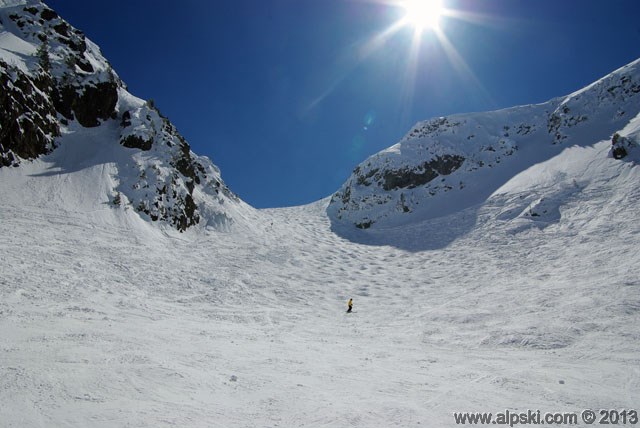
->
[[305, 0, 495, 118], [402, 0, 444, 32]]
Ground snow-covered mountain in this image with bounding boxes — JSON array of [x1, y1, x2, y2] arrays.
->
[[328, 59, 640, 230], [0, 0, 254, 232], [1, 2, 640, 426]]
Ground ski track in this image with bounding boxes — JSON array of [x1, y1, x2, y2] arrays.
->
[[1, 4, 639, 424], [1, 160, 639, 427]]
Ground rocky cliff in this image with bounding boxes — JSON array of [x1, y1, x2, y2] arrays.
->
[[0, 0, 243, 231]]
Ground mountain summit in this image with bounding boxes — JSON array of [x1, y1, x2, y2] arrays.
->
[[328, 59, 640, 230], [0, 0, 251, 231]]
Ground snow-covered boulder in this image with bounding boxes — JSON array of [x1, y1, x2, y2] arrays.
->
[[610, 132, 638, 160]]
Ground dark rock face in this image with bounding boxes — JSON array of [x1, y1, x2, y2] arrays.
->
[[169, 128, 207, 231], [73, 81, 118, 127], [0, 61, 59, 167], [6, 2, 115, 130], [349, 155, 465, 192], [53, 80, 118, 128], [120, 110, 132, 127], [173, 138, 203, 188], [134, 190, 200, 233], [120, 135, 153, 151], [612, 146, 628, 159], [179, 194, 198, 232], [2, 2, 119, 167], [39, 8, 58, 21], [381, 155, 465, 191]]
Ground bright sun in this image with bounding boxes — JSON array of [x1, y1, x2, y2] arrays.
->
[[402, 0, 444, 32]]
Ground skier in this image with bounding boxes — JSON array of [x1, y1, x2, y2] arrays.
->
[[347, 298, 353, 313]]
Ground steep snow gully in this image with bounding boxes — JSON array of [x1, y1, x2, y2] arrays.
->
[[1, 1, 640, 427], [1, 133, 640, 426], [0, 170, 640, 427]]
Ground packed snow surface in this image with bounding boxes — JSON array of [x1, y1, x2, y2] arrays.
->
[[0, 2, 638, 426], [1, 126, 639, 426]]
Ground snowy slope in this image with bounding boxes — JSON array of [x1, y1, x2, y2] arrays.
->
[[1, 88, 640, 427], [0, 0, 255, 232], [1, 132, 639, 426], [328, 59, 640, 232], [1, 2, 639, 427]]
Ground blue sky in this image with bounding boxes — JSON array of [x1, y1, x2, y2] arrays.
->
[[45, 0, 640, 208]]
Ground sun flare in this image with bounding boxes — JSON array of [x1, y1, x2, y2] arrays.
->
[[402, 0, 444, 32]]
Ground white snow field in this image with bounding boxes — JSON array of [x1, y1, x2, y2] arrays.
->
[[1, 118, 639, 427], [0, 1, 639, 426]]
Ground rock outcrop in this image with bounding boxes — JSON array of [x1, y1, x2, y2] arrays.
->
[[0, 1, 243, 231]]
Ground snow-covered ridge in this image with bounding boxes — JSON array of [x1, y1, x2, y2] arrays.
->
[[0, 0, 29, 9], [0, 1, 253, 231], [328, 58, 640, 230]]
